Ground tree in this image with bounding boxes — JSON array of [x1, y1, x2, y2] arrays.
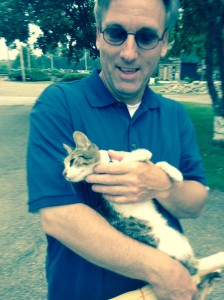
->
[[2, 0, 223, 143], [27, 0, 97, 62], [0, 0, 30, 79], [0, 0, 97, 64], [0, 0, 30, 44], [171, 0, 224, 144]]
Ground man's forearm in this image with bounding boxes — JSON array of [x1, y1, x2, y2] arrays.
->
[[40, 203, 161, 282], [40, 203, 198, 299], [156, 180, 208, 219]]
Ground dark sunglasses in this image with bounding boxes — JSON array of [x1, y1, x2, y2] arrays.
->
[[100, 26, 167, 50]]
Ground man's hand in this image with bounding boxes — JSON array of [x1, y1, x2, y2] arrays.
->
[[86, 150, 207, 219], [149, 256, 198, 300], [85, 149, 172, 203]]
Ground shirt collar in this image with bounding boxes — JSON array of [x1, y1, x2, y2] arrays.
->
[[83, 69, 160, 110], [83, 69, 116, 108]]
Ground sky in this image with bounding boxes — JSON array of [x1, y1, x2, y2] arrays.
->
[[0, 38, 18, 60], [0, 25, 43, 61]]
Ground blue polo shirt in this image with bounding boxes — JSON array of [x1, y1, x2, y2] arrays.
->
[[27, 69, 207, 299]]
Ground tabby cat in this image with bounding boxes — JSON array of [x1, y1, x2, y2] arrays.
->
[[63, 131, 198, 275]]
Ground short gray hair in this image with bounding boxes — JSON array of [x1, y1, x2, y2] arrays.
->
[[94, 0, 180, 29]]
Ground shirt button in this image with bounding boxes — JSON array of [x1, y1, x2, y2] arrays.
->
[[131, 143, 137, 150]]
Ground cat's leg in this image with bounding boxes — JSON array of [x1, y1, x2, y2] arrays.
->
[[121, 149, 152, 163], [156, 161, 183, 182], [122, 152, 183, 182], [197, 271, 222, 299], [156, 226, 198, 275]]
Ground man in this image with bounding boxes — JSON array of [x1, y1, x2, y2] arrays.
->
[[27, 0, 208, 299]]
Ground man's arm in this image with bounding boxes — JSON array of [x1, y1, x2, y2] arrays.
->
[[85, 150, 208, 219], [155, 180, 208, 218], [40, 203, 197, 300]]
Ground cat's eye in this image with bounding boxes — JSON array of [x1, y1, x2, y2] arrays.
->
[[70, 158, 75, 166]]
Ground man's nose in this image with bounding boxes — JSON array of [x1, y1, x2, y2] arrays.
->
[[120, 35, 138, 62]]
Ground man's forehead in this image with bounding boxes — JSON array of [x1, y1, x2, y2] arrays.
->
[[101, 0, 166, 31]]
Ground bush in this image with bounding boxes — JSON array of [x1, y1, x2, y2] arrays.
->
[[183, 76, 194, 83], [0, 64, 8, 74], [9, 69, 51, 81], [28, 69, 51, 81], [44, 68, 65, 79], [8, 70, 23, 81], [62, 72, 89, 82]]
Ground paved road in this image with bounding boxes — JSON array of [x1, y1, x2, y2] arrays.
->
[[0, 106, 47, 299], [0, 80, 49, 105], [0, 79, 212, 105], [0, 82, 223, 299]]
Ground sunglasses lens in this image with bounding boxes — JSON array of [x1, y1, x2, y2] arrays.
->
[[136, 30, 159, 49], [102, 27, 163, 50], [103, 28, 127, 45]]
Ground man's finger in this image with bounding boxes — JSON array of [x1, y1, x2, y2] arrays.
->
[[108, 150, 129, 161]]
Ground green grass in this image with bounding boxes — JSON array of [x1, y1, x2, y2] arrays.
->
[[182, 103, 224, 191]]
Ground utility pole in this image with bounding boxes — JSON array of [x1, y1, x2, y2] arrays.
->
[[27, 46, 31, 71], [200, 59, 206, 82], [19, 43, 26, 82], [50, 54, 54, 69], [6, 45, 11, 75], [84, 51, 88, 71]]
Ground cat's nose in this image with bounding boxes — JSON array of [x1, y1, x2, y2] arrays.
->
[[62, 170, 67, 177]]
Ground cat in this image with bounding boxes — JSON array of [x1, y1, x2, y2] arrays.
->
[[63, 131, 198, 275]]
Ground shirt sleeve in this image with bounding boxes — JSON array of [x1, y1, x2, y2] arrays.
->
[[177, 104, 208, 186], [27, 85, 89, 212]]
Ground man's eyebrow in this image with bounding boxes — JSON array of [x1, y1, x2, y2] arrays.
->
[[139, 27, 159, 34], [103, 23, 123, 29], [103, 23, 159, 34]]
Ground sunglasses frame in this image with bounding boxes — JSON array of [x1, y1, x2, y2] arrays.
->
[[100, 26, 167, 50]]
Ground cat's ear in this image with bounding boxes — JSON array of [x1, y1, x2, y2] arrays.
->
[[73, 131, 91, 149], [63, 143, 73, 154]]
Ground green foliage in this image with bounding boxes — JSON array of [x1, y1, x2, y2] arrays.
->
[[28, 69, 51, 81], [28, 0, 97, 61], [170, 0, 208, 58], [0, 61, 8, 73], [0, 0, 29, 45], [170, 0, 224, 116], [183, 77, 193, 83], [62, 72, 89, 82], [8, 70, 25, 81], [46, 68, 65, 79], [0, 0, 97, 62], [11, 46, 80, 70], [9, 69, 51, 81], [183, 102, 224, 191]]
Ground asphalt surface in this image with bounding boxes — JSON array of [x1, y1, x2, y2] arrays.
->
[[0, 80, 223, 299], [0, 80, 212, 106]]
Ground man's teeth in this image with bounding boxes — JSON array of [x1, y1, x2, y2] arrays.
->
[[120, 68, 138, 72]]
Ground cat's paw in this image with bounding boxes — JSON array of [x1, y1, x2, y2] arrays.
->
[[197, 271, 222, 298], [156, 161, 183, 182], [181, 256, 199, 276], [122, 149, 152, 163]]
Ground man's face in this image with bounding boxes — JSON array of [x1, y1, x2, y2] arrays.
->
[[96, 0, 168, 104]]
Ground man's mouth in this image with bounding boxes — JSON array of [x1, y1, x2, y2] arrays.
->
[[118, 67, 139, 73]]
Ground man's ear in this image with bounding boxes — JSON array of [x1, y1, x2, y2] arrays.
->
[[160, 31, 169, 58], [96, 27, 101, 50]]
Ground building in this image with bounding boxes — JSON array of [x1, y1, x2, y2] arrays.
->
[[157, 55, 203, 81]]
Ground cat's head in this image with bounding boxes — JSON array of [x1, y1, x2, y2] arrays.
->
[[63, 131, 100, 182]]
